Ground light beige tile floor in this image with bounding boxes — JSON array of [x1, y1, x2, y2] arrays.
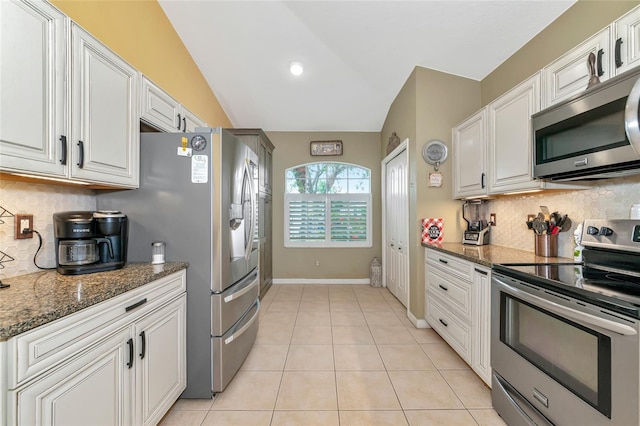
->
[[159, 284, 507, 426]]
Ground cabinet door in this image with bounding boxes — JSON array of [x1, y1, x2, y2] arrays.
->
[[11, 328, 133, 426], [140, 77, 181, 133], [0, 0, 67, 177], [134, 296, 186, 426], [542, 27, 611, 108], [488, 73, 541, 193], [471, 266, 491, 387], [453, 110, 487, 199], [614, 6, 640, 75], [180, 106, 207, 133], [70, 23, 139, 188]]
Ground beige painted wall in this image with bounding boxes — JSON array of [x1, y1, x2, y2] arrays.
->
[[380, 67, 481, 317], [267, 132, 382, 280], [52, 0, 231, 128], [482, 0, 639, 104]]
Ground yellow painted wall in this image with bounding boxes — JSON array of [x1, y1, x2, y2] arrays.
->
[[52, 0, 231, 128]]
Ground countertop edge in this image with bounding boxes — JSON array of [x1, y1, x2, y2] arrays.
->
[[422, 242, 573, 267], [0, 262, 189, 341]]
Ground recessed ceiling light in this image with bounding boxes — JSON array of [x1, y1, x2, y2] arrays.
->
[[289, 61, 304, 76]]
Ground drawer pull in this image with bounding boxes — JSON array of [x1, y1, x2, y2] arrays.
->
[[474, 268, 488, 275], [439, 318, 448, 327], [126, 338, 134, 369], [139, 331, 146, 359], [438, 284, 449, 291], [438, 259, 448, 264], [125, 298, 148, 312]]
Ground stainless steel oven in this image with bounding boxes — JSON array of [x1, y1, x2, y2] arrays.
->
[[491, 219, 640, 426]]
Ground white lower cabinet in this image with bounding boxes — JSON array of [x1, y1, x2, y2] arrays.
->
[[135, 297, 186, 426], [11, 328, 133, 426], [425, 249, 491, 386], [471, 265, 491, 386], [4, 270, 186, 426]]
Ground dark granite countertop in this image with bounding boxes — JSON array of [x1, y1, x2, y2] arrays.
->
[[422, 242, 573, 268], [0, 262, 188, 341]]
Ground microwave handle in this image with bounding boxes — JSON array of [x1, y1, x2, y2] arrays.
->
[[624, 76, 640, 156]]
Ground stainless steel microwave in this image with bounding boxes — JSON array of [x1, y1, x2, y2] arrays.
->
[[532, 67, 640, 181]]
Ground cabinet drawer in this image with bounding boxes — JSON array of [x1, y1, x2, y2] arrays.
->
[[425, 295, 471, 364], [426, 269, 472, 322], [425, 249, 473, 281], [8, 270, 186, 389]]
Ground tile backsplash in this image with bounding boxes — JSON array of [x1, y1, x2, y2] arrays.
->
[[0, 180, 96, 279], [487, 175, 640, 258], [1, 173, 639, 278]]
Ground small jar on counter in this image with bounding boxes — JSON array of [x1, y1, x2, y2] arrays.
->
[[151, 241, 166, 264]]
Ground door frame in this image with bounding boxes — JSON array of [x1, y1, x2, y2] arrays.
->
[[381, 138, 409, 310]]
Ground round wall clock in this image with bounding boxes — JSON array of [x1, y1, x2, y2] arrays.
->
[[422, 140, 448, 170]]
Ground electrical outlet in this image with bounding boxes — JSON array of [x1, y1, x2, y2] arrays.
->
[[315, 260, 320, 267], [15, 214, 33, 239], [490, 213, 497, 226]]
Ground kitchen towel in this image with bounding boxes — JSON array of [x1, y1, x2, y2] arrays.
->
[[422, 218, 444, 245]]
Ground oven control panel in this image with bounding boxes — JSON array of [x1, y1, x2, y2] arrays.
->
[[582, 219, 640, 253]]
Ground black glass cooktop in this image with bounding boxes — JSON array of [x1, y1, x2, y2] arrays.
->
[[493, 262, 640, 319]]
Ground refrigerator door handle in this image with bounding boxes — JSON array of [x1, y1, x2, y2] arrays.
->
[[243, 162, 257, 262]]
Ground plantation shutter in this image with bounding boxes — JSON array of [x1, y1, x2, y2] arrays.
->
[[330, 196, 369, 242], [286, 195, 326, 242]]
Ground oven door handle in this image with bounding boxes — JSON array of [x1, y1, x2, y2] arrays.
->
[[497, 278, 638, 336]]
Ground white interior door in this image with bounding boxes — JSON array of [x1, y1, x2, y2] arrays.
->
[[383, 148, 409, 307]]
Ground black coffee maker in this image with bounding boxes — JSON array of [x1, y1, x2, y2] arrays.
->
[[53, 211, 128, 275]]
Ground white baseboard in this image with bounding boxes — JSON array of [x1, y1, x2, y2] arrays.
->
[[407, 310, 430, 329], [272, 278, 370, 285]]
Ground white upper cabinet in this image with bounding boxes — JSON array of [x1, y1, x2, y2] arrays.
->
[[488, 73, 541, 193], [613, 6, 640, 75], [0, 1, 139, 188], [453, 110, 487, 199], [140, 77, 181, 133], [181, 106, 207, 133], [0, 0, 67, 176], [70, 23, 139, 188], [141, 76, 207, 133], [542, 27, 611, 108]]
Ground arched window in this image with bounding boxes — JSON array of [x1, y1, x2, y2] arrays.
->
[[284, 162, 371, 248]]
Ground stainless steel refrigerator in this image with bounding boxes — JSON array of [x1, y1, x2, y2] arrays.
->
[[97, 128, 259, 397]]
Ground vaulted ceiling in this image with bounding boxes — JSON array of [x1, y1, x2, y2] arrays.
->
[[159, 0, 576, 132]]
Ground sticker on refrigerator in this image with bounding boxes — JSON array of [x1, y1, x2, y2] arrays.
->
[[177, 147, 192, 157], [191, 155, 208, 183]]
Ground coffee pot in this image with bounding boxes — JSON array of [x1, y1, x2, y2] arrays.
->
[[53, 211, 128, 275]]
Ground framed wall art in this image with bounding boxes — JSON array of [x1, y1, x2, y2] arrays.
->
[[310, 140, 343, 156]]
